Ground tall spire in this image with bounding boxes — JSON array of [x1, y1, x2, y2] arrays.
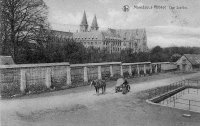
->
[[80, 11, 88, 32], [90, 15, 99, 31]]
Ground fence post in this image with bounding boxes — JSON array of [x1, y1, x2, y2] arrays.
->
[[98, 66, 102, 80], [45, 68, 51, 88], [120, 65, 123, 77], [84, 66, 88, 82], [129, 65, 132, 76], [66, 65, 71, 85], [110, 65, 113, 77], [20, 69, 26, 93]]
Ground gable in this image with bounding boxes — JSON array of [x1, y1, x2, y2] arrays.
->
[[176, 56, 192, 65], [184, 54, 200, 65]]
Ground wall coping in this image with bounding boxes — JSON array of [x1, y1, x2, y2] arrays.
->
[[70, 62, 122, 67], [152, 62, 171, 64], [122, 62, 151, 66], [0, 61, 176, 69], [0, 62, 70, 69]]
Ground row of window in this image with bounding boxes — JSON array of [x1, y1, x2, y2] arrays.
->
[[83, 41, 101, 45], [105, 38, 121, 41], [74, 37, 98, 40], [103, 41, 121, 46], [111, 47, 121, 52]]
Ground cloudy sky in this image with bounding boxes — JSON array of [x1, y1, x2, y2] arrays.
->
[[44, 0, 200, 48]]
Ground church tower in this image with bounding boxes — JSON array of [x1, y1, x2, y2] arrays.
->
[[80, 11, 88, 32], [90, 15, 99, 31]]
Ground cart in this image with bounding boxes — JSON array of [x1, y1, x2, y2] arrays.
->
[[115, 78, 130, 94]]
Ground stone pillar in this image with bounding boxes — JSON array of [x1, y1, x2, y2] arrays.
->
[[144, 64, 146, 75], [120, 65, 123, 76], [155, 64, 158, 73], [137, 65, 140, 76], [98, 66, 102, 80], [129, 65, 132, 76], [45, 68, 51, 88], [20, 69, 26, 92], [110, 65, 113, 77], [84, 66, 88, 82], [66, 66, 71, 85], [150, 64, 152, 74]]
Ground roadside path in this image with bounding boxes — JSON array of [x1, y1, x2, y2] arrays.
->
[[1, 72, 200, 113]]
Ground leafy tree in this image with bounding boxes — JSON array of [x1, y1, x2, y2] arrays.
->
[[137, 52, 150, 62], [150, 46, 164, 62], [170, 53, 182, 62], [1, 0, 49, 62], [151, 46, 163, 54]]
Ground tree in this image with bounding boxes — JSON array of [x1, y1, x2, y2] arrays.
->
[[151, 46, 163, 54], [170, 53, 181, 62], [0, 0, 49, 62], [137, 52, 150, 62], [150, 46, 167, 62]]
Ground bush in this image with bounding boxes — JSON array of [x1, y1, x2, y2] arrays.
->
[[26, 83, 47, 93], [132, 69, 137, 77], [123, 71, 130, 78], [51, 77, 66, 90], [110, 73, 122, 81], [140, 70, 144, 75], [146, 69, 151, 74], [102, 71, 111, 80], [1, 81, 21, 98]]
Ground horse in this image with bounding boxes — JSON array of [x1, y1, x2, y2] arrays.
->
[[90, 79, 106, 95]]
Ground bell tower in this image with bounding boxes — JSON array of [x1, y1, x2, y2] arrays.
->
[[90, 15, 99, 31], [80, 11, 88, 32]]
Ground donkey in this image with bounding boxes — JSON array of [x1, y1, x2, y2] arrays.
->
[[90, 79, 106, 95]]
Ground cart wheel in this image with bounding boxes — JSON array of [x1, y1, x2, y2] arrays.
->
[[122, 87, 127, 94], [127, 85, 130, 92], [115, 87, 118, 93]]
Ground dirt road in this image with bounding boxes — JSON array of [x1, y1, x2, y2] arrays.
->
[[1, 72, 200, 126]]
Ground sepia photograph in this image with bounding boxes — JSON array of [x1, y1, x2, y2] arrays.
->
[[0, 0, 200, 126]]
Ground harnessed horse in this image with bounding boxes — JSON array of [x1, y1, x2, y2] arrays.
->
[[90, 79, 106, 95]]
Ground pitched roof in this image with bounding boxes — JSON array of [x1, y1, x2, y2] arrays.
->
[[73, 31, 104, 40], [91, 15, 98, 29], [73, 28, 146, 41], [184, 54, 200, 65], [115, 29, 146, 40], [80, 11, 88, 26], [0, 56, 15, 65], [51, 30, 73, 37], [102, 29, 121, 39]]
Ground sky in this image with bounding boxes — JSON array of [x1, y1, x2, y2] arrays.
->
[[44, 0, 200, 48]]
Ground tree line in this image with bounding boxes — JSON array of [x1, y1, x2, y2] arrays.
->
[[11, 37, 200, 64]]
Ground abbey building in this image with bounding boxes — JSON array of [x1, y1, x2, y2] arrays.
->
[[73, 11, 148, 53], [51, 11, 148, 53]]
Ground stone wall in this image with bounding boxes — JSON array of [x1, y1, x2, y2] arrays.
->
[[0, 62, 170, 98], [0, 63, 71, 97]]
